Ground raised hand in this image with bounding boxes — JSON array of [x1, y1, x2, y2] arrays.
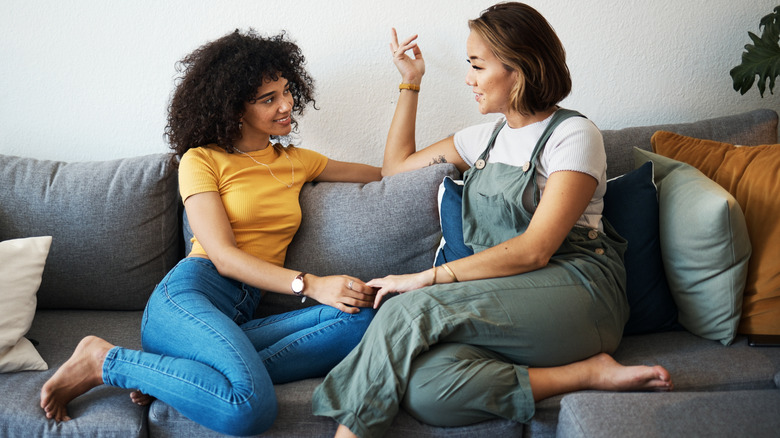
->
[[390, 28, 425, 84]]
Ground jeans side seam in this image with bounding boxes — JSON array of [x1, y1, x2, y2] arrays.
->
[[160, 282, 256, 405]]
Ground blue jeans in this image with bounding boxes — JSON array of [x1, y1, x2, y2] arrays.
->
[[102, 257, 376, 436]]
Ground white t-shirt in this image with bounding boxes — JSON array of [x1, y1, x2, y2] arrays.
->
[[453, 113, 606, 230]]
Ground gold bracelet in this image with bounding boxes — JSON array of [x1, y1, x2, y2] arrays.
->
[[442, 264, 458, 282], [399, 83, 420, 92], [431, 266, 437, 285]]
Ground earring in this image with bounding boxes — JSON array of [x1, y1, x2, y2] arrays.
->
[[238, 121, 243, 130]]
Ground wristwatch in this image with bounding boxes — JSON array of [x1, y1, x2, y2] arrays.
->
[[291, 272, 307, 303]]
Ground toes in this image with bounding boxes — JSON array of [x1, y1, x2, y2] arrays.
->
[[46, 406, 71, 422], [129, 390, 154, 406]]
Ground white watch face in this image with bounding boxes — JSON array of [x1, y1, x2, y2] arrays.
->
[[292, 277, 304, 293]]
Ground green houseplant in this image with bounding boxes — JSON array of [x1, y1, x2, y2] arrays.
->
[[730, 6, 780, 97]]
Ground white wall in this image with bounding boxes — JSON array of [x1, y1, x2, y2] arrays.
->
[[2, 0, 778, 164]]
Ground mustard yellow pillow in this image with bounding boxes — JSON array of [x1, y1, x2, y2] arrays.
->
[[651, 131, 780, 335]]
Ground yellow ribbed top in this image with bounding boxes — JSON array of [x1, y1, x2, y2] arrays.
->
[[179, 144, 328, 266]]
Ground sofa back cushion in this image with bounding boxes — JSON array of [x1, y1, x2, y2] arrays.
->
[[287, 164, 458, 275], [0, 154, 181, 310], [247, 164, 459, 316], [601, 109, 778, 179]]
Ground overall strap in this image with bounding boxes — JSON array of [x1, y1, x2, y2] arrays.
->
[[474, 109, 584, 170], [529, 109, 584, 162], [530, 108, 585, 206], [475, 120, 507, 165]]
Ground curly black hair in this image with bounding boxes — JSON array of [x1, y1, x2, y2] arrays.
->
[[165, 29, 316, 158]]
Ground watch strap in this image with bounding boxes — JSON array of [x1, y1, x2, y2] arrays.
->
[[292, 272, 307, 303]]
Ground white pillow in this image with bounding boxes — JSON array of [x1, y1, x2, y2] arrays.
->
[[0, 236, 52, 372]]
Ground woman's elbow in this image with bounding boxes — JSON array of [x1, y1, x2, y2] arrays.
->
[[523, 252, 552, 272], [208, 252, 235, 277], [380, 165, 402, 178], [498, 254, 549, 276], [532, 256, 550, 271]]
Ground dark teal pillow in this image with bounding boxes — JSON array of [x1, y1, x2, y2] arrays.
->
[[603, 161, 679, 335], [434, 177, 473, 267]]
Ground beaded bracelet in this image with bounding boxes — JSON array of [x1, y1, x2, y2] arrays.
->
[[399, 83, 420, 92]]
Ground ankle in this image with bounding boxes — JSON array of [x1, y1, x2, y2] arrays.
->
[[82, 336, 113, 379], [580, 353, 615, 390]]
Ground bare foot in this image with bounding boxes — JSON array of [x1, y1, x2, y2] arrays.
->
[[529, 352, 673, 401], [585, 352, 673, 392], [129, 390, 155, 406], [40, 336, 114, 421], [335, 424, 359, 438]]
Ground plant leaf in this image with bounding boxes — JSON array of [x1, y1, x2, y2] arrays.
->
[[730, 6, 780, 97]]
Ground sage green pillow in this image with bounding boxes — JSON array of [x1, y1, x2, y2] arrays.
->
[[634, 148, 750, 345]]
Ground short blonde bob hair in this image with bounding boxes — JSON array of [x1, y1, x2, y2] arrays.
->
[[469, 2, 571, 116]]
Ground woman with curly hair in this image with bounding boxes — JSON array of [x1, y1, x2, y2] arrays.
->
[[40, 29, 381, 436]]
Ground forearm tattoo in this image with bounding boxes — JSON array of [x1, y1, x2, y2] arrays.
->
[[428, 155, 448, 166]]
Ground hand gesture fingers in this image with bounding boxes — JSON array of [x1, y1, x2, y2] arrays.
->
[[390, 28, 419, 57], [390, 28, 425, 82]]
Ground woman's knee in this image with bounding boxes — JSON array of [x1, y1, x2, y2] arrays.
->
[[402, 343, 520, 427], [216, 395, 278, 436], [215, 367, 278, 435], [402, 344, 482, 426], [241, 396, 278, 435]]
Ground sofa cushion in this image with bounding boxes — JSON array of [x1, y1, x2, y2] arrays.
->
[[634, 149, 750, 346], [530, 330, 780, 438], [287, 164, 459, 278], [600, 109, 778, 179], [557, 390, 780, 438], [613, 331, 780, 391], [0, 310, 147, 437], [0, 236, 51, 372], [651, 132, 780, 336], [0, 154, 182, 310], [149, 377, 523, 438], [603, 161, 677, 335]]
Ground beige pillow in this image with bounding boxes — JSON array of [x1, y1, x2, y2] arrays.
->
[[0, 236, 52, 372]]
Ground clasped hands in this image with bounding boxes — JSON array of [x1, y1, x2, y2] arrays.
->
[[315, 269, 433, 313]]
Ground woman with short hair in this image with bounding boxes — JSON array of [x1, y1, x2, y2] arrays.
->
[[313, 4, 672, 437]]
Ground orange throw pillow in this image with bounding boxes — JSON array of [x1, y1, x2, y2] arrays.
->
[[651, 131, 780, 335]]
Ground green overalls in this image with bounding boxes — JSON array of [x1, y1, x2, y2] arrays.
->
[[312, 110, 629, 437]]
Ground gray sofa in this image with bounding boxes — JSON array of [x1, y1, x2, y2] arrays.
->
[[1, 109, 778, 437]]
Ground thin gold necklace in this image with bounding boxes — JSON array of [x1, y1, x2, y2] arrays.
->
[[236, 142, 295, 188]]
